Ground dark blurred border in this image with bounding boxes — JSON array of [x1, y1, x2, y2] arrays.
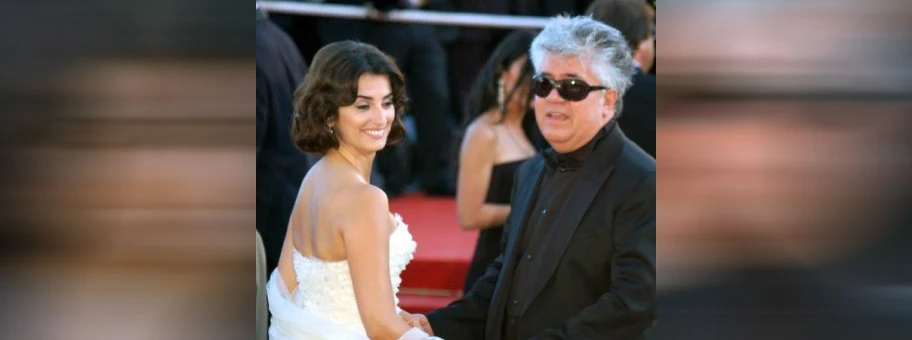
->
[[656, 0, 912, 339], [0, 1, 251, 339]]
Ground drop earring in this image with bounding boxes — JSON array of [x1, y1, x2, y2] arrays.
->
[[497, 79, 505, 113]]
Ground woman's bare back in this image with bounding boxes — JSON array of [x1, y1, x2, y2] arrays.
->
[[264, 157, 420, 338], [277, 158, 396, 292]]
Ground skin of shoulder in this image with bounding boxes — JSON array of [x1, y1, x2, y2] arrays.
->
[[334, 183, 390, 234], [465, 114, 499, 146], [456, 114, 502, 230], [309, 161, 390, 235]]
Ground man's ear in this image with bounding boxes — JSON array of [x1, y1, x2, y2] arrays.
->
[[602, 89, 618, 120]]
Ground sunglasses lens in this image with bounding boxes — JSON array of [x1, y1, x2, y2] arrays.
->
[[558, 80, 589, 101], [533, 77, 596, 102], [532, 77, 553, 98]]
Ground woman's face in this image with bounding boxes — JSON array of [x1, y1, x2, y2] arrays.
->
[[332, 73, 396, 154], [501, 55, 531, 112]]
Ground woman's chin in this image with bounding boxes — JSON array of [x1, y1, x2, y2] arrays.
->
[[363, 142, 387, 153]]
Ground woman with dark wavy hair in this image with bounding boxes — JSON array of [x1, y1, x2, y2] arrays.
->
[[266, 40, 441, 340]]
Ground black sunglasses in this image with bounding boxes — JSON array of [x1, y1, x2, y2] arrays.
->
[[532, 75, 607, 102]]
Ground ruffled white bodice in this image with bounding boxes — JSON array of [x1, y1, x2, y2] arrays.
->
[[267, 213, 417, 339]]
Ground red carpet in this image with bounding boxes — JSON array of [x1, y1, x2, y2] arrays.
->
[[390, 193, 476, 313]]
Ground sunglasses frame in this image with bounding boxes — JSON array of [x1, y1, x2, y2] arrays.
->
[[532, 75, 608, 102]]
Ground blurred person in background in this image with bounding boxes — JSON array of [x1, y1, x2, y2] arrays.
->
[[439, 0, 512, 127], [588, 0, 656, 158], [257, 8, 318, 275], [645, 0, 654, 75], [455, 30, 538, 294], [317, 0, 457, 197], [405, 16, 655, 340], [267, 41, 440, 340], [264, 3, 322, 65]]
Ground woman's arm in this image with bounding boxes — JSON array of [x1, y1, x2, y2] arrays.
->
[[340, 185, 413, 340], [456, 121, 511, 231]]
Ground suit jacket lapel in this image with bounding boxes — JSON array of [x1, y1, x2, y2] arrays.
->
[[503, 159, 544, 266], [486, 158, 544, 339], [523, 125, 628, 310]]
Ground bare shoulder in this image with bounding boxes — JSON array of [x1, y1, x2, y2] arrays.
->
[[332, 183, 390, 233], [464, 115, 498, 145], [342, 183, 389, 210]]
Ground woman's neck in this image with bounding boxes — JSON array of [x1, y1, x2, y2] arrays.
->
[[327, 147, 373, 183], [493, 106, 525, 127]]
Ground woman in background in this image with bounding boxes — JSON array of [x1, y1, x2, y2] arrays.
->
[[455, 30, 539, 293]]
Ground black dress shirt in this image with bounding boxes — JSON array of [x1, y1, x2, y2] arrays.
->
[[502, 124, 610, 339]]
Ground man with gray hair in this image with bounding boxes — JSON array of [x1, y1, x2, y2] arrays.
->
[[403, 15, 656, 340]]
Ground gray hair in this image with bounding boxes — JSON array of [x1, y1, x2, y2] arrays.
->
[[530, 15, 636, 108]]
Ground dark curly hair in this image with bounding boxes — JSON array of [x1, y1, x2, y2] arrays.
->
[[291, 40, 408, 154]]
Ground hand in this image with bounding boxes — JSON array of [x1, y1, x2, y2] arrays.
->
[[399, 311, 434, 336]]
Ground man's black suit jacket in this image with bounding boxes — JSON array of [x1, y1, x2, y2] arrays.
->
[[256, 12, 317, 274], [427, 125, 656, 339], [619, 70, 656, 158]]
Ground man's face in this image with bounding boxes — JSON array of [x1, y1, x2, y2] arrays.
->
[[533, 54, 617, 153]]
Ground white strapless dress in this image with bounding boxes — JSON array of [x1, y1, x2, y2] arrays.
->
[[266, 214, 418, 339]]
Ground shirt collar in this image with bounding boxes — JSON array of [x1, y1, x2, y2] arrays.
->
[[543, 123, 612, 172]]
